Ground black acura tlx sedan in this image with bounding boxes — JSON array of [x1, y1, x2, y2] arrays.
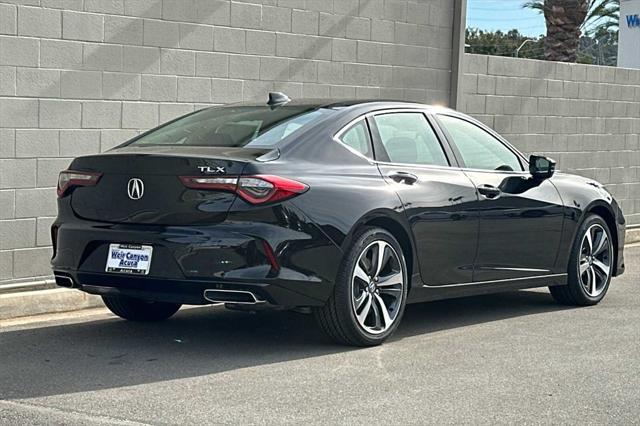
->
[[52, 94, 626, 346]]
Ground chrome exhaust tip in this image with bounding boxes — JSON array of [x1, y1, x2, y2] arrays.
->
[[203, 289, 265, 305], [54, 274, 76, 289]]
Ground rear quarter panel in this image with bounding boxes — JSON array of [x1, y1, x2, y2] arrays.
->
[[244, 133, 417, 288]]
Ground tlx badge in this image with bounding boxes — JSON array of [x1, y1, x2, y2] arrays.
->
[[197, 166, 226, 174]]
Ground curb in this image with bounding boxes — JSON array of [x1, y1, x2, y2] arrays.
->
[[627, 227, 640, 245], [0, 288, 102, 321], [0, 279, 57, 295], [1, 229, 639, 322]]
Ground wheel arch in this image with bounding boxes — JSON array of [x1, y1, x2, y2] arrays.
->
[[343, 211, 418, 292], [584, 202, 619, 275]]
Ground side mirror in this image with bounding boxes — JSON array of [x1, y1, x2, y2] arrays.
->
[[529, 155, 556, 180]]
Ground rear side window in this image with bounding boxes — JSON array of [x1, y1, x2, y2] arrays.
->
[[127, 106, 335, 148], [372, 113, 449, 167], [338, 120, 373, 159], [437, 115, 523, 172]]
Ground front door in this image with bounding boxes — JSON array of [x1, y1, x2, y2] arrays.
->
[[369, 111, 479, 286], [435, 113, 565, 282]]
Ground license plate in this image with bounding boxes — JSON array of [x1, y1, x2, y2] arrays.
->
[[106, 244, 153, 275]]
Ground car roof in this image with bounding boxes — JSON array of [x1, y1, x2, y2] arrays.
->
[[220, 98, 454, 114]]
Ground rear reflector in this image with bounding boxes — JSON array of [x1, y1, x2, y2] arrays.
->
[[261, 240, 280, 272], [180, 175, 308, 205], [57, 170, 102, 197]]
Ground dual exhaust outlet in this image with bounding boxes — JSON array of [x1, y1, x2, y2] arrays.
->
[[54, 274, 77, 289], [203, 289, 265, 305]]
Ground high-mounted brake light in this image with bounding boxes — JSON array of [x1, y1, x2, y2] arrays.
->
[[179, 175, 308, 205], [57, 170, 102, 197]]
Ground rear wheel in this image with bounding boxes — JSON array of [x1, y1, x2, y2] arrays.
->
[[549, 214, 614, 306], [314, 227, 408, 346], [102, 294, 181, 321]]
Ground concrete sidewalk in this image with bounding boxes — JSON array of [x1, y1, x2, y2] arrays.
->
[[2, 227, 639, 323]]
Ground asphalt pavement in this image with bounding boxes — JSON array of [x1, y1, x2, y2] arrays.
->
[[1, 246, 639, 425]]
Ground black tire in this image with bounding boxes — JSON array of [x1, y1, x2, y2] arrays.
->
[[102, 294, 181, 321], [549, 214, 614, 306], [314, 227, 409, 346]]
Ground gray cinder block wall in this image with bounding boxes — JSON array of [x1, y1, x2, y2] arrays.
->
[[0, 0, 455, 285], [461, 53, 640, 226]]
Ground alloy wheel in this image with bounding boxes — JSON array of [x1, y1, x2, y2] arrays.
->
[[351, 240, 404, 335], [578, 224, 613, 298]]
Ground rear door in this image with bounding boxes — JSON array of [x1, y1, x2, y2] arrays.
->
[[369, 111, 479, 286], [435, 113, 565, 282]]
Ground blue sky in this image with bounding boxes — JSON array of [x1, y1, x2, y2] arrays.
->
[[467, 0, 547, 37]]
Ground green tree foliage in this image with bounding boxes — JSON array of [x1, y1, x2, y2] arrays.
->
[[465, 28, 545, 59], [577, 27, 618, 65], [465, 27, 618, 66]]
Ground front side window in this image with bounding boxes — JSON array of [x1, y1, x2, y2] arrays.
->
[[338, 120, 372, 158], [437, 115, 523, 172], [372, 113, 449, 167], [127, 106, 335, 148]]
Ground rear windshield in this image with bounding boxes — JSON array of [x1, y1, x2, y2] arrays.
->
[[127, 106, 335, 148]]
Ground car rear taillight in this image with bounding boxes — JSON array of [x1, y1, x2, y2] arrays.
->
[[237, 175, 309, 204], [179, 175, 308, 205], [57, 170, 102, 198]]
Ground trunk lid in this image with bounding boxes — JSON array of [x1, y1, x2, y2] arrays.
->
[[68, 146, 268, 225]]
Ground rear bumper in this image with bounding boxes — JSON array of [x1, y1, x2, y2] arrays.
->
[[51, 206, 342, 307], [52, 271, 323, 306]]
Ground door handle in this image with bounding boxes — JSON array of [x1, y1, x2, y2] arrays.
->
[[477, 184, 501, 199], [389, 171, 418, 185]]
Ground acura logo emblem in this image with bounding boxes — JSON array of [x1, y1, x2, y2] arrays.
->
[[127, 178, 144, 200]]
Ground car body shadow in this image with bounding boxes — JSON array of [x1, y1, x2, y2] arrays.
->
[[0, 289, 570, 400]]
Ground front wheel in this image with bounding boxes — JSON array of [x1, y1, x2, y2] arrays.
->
[[314, 227, 408, 346], [549, 214, 614, 306], [102, 294, 181, 321]]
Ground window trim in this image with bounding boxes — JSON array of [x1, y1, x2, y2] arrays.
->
[[333, 108, 459, 169], [333, 117, 375, 161], [434, 112, 529, 174]]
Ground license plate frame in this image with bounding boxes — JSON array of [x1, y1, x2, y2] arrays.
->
[[105, 243, 153, 275]]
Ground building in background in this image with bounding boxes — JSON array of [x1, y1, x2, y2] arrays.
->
[[618, 0, 640, 68]]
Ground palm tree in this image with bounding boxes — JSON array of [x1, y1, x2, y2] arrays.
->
[[523, 0, 619, 62], [586, 0, 619, 33]]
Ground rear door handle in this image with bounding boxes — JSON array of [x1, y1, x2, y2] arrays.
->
[[389, 171, 418, 185], [477, 184, 501, 199]]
